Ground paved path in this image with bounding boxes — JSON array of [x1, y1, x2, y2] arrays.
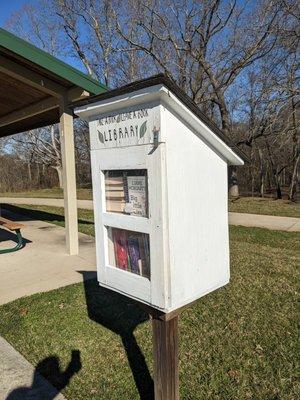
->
[[0, 207, 96, 306], [0, 208, 94, 399], [0, 336, 67, 400], [228, 212, 300, 232], [1, 197, 299, 232]]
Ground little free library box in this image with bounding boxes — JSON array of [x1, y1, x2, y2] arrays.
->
[[75, 75, 244, 314]]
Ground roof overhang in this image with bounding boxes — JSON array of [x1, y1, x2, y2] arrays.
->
[[75, 75, 245, 166], [0, 28, 107, 138]]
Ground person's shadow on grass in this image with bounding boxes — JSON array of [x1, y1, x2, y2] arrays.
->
[[78, 271, 154, 400], [6, 350, 81, 400]]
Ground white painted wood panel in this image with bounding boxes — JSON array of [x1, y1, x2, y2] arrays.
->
[[75, 80, 243, 313], [89, 140, 168, 310], [105, 265, 151, 303], [102, 213, 150, 233], [163, 104, 230, 310]]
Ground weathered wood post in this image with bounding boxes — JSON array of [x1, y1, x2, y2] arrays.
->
[[152, 315, 179, 400]]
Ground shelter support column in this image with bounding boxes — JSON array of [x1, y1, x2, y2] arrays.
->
[[59, 102, 79, 255]]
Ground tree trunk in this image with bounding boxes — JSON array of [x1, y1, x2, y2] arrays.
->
[[228, 166, 239, 198], [258, 148, 264, 197], [36, 163, 40, 188], [289, 152, 300, 201], [251, 171, 255, 197], [27, 162, 32, 183], [54, 166, 63, 188], [274, 166, 287, 200], [276, 176, 282, 200], [219, 97, 240, 198], [289, 95, 299, 201]]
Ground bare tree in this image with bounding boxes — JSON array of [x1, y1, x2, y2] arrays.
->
[[10, 126, 64, 188], [3, 0, 299, 200], [110, 0, 288, 196]]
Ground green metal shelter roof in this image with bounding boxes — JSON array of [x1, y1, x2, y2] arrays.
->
[[0, 28, 107, 138], [0, 28, 107, 94]]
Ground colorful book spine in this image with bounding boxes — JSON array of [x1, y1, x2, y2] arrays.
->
[[123, 172, 129, 203], [113, 229, 128, 270], [138, 235, 150, 279], [127, 235, 141, 275]]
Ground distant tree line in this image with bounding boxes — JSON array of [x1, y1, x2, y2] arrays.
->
[[0, 122, 91, 192], [1, 0, 299, 199]]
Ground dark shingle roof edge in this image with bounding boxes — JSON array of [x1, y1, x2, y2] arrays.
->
[[73, 74, 248, 163]]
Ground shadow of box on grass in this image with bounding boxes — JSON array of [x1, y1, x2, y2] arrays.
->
[[78, 272, 154, 400], [6, 274, 154, 400]]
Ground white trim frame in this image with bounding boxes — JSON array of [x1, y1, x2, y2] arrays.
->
[[90, 143, 170, 310]]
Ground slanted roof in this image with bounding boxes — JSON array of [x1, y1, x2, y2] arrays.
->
[[0, 28, 107, 138], [74, 74, 247, 165]]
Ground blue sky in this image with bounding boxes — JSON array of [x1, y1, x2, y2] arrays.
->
[[0, 0, 85, 71], [0, 0, 35, 25]]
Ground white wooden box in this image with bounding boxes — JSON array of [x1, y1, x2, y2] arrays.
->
[[75, 76, 244, 313]]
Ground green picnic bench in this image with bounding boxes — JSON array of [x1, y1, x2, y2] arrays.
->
[[0, 216, 25, 254]]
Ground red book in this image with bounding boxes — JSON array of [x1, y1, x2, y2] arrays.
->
[[113, 230, 128, 270]]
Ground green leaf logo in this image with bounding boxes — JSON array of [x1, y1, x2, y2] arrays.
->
[[98, 130, 104, 144], [139, 121, 147, 138]]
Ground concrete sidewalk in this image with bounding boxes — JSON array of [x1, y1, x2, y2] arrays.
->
[[228, 212, 300, 232], [1, 197, 299, 232], [0, 209, 92, 399], [0, 207, 96, 306], [0, 336, 67, 400]]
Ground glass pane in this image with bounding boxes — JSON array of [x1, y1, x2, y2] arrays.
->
[[107, 227, 150, 279], [104, 169, 148, 217]]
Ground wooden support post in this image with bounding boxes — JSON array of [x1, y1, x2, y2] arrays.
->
[[152, 315, 179, 400], [59, 102, 79, 255]]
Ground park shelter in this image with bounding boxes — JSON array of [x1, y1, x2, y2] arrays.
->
[[0, 28, 107, 254]]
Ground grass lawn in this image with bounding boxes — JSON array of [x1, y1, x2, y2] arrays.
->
[[0, 205, 299, 399], [0, 188, 93, 200], [229, 197, 300, 218]]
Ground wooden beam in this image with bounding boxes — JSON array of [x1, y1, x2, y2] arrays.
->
[[152, 315, 179, 400], [0, 97, 58, 128], [59, 100, 79, 255], [0, 55, 67, 98], [67, 87, 90, 102]]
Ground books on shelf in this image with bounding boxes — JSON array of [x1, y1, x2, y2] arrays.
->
[[105, 177, 126, 213], [110, 228, 150, 279], [137, 234, 150, 278], [105, 171, 147, 217], [113, 229, 128, 270], [127, 234, 142, 275], [105, 171, 150, 278]]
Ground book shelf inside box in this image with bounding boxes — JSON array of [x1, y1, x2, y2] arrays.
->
[[104, 169, 148, 217], [106, 226, 151, 280]]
